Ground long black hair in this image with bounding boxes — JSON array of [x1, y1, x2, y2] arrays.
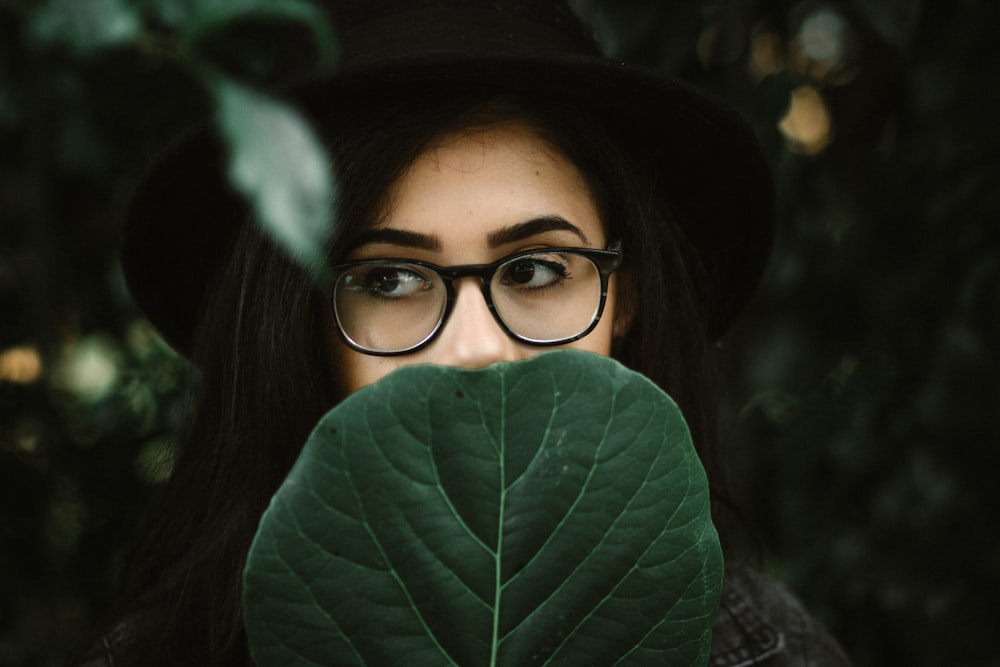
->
[[108, 87, 723, 665]]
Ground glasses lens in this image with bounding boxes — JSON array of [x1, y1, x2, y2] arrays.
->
[[491, 251, 602, 343], [334, 262, 446, 352]]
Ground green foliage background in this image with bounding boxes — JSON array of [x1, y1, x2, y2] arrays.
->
[[1, 0, 997, 665]]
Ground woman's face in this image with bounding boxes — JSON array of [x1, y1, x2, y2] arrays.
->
[[329, 122, 623, 394]]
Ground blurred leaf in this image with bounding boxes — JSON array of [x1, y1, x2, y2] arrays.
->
[[29, 0, 142, 54], [244, 350, 722, 666], [157, 0, 337, 65], [213, 78, 333, 273], [739, 388, 801, 426], [133, 436, 176, 484], [852, 0, 923, 49]]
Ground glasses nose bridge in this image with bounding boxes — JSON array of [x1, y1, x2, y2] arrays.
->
[[439, 263, 499, 308]]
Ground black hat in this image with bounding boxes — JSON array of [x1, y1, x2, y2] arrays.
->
[[122, 0, 774, 356]]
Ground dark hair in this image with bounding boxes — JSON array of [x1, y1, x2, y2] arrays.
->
[[110, 88, 722, 665]]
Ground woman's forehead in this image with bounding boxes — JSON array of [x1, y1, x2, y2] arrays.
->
[[367, 123, 605, 254]]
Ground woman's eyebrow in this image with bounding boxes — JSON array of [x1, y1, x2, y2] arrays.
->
[[487, 215, 590, 247], [349, 215, 588, 252], [350, 228, 443, 252]]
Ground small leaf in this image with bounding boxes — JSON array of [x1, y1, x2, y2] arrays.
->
[[213, 78, 333, 273], [30, 0, 142, 54], [244, 350, 723, 666]]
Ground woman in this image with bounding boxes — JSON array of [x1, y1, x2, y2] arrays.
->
[[77, 1, 852, 665]]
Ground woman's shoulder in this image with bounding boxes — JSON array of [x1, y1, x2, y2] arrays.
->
[[69, 608, 166, 667], [712, 563, 853, 666], [70, 617, 140, 667]]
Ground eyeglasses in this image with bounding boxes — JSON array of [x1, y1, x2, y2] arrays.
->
[[328, 244, 623, 356]]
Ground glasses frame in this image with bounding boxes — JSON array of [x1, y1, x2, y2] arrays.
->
[[328, 243, 623, 356]]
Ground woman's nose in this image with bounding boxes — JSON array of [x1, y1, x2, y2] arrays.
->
[[427, 278, 524, 368]]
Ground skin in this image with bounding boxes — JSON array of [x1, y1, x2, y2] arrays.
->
[[329, 122, 625, 394]]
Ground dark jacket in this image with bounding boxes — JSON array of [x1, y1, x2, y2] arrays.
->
[[76, 564, 852, 666], [710, 565, 852, 666]]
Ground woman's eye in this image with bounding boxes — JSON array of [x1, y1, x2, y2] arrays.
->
[[347, 265, 433, 298], [500, 255, 569, 289]]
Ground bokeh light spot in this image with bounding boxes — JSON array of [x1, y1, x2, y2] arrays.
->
[[779, 85, 833, 155], [0, 345, 43, 384], [748, 23, 786, 80], [800, 9, 846, 64], [53, 336, 120, 402], [790, 3, 859, 84]]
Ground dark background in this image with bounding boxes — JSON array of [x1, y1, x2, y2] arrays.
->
[[2, 0, 998, 665]]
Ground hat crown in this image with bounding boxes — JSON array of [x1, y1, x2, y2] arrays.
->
[[326, 0, 587, 31], [322, 0, 601, 64]]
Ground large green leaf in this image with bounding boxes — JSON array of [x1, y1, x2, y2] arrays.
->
[[244, 350, 723, 666], [213, 78, 333, 274]]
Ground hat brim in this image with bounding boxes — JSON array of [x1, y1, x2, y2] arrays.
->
[[122, 50, 773, 356]]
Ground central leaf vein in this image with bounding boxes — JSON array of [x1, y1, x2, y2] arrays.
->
[[498, 371, 597, 593], [490, 369, 507, 667]]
